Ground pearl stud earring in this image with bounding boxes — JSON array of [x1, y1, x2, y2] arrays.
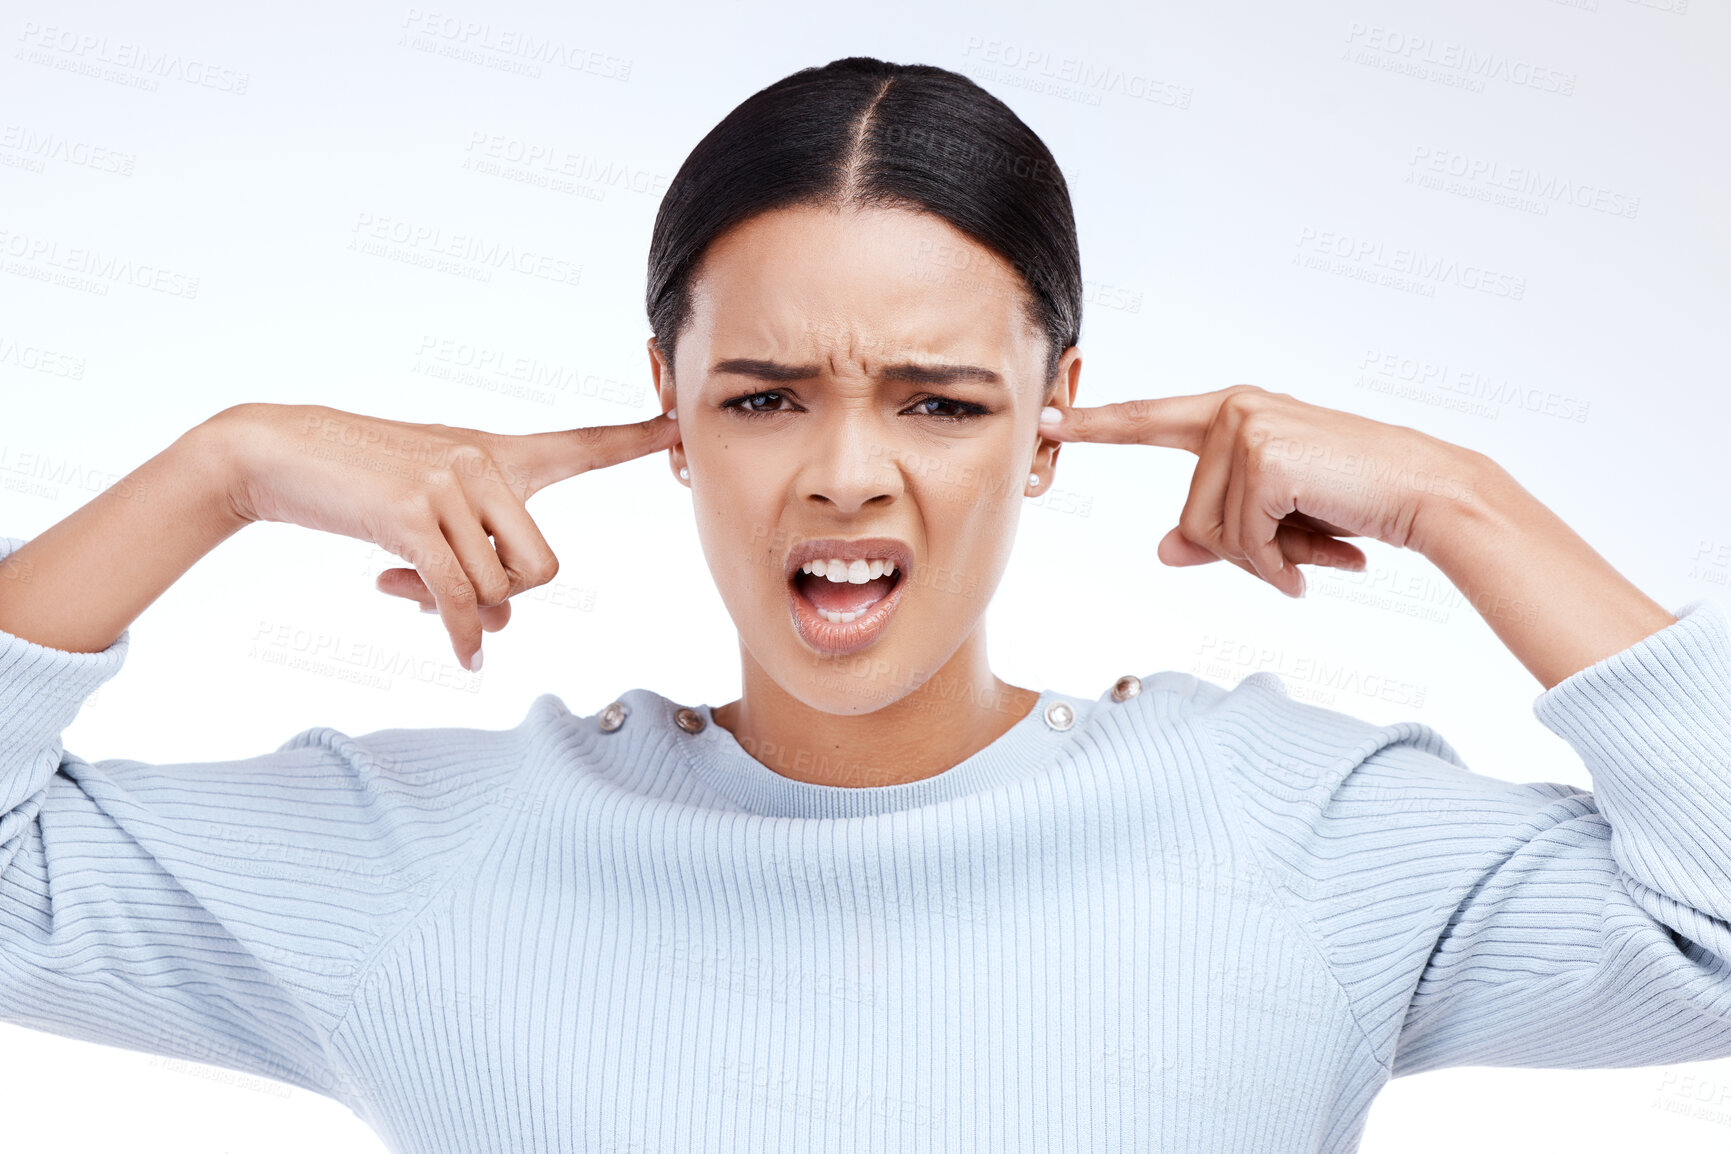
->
[[678, 466, 689, 481], [1028, 473, 1041, 489]]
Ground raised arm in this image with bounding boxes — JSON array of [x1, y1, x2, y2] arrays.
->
[[1199, 595, 1731, 1075], [0, 542, 537, 1104], [0, 415, 247, 654], [0, 402, 679, 1101], [0, 402, 678, 668]]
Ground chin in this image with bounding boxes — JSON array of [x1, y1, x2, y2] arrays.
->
[[772, 638, 940, 717], [788, 676, 919, 717]]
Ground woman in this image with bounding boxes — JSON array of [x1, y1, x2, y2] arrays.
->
[[1, 55, 1727, 1153]]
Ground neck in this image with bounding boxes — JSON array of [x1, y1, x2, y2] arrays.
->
[[710, 634, 1040, 788]]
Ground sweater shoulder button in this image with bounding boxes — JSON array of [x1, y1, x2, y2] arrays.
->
[[598, 700, 628, 732], [1110, 674, 1142, 702], [673, 706, 706, 735]]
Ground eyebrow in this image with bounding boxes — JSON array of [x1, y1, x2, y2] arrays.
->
[[710, 358, 1005, 388]]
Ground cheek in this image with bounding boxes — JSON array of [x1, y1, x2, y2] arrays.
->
[[910, 463, 1022, 600], [688, 447, 784, 596]]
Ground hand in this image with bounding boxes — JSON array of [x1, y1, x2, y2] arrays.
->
[[210, 402, 680, 669], [1037, 385, 1480, 598]]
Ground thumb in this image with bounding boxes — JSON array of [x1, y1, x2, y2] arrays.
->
[[1157, 526, 1219, 567]]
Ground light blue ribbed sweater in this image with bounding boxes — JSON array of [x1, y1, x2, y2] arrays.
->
[[4, 531, 1731, 1153]]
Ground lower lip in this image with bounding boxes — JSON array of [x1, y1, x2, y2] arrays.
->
[[787, 568, 909, 656]]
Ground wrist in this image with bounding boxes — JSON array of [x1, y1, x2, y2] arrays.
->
[[176, 405, 263, 533], [1401, 436, 1677, 688], [1406, 439, 1516, 566]]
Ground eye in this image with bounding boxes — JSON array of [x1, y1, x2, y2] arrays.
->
[[904, 394, 988, 422], [719, 390, 799, 417], [718, 390, 989, 422]]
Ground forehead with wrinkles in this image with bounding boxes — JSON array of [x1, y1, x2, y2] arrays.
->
[[677, 204, 1047, 393]]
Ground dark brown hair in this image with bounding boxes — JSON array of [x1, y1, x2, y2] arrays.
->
[[645, 56, 1083, 389]]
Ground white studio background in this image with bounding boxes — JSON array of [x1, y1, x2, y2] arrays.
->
[[2, 0, 1727, 1150]]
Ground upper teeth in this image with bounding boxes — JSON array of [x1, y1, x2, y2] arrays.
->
[[799, 558, 898, 583]]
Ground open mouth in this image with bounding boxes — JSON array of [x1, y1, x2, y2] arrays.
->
[[787, 556, 909, 656]]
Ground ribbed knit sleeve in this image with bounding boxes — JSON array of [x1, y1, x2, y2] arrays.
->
[[0, 533, 527, 1107], [1199, 597, 1731, 1078]]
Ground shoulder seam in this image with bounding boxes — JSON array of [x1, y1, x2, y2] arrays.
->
[[1187, 697, 1403, 1072], [310, 708, 560, 1078]]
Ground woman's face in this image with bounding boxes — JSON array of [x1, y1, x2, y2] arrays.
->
[[648, 203, 1081, 715]]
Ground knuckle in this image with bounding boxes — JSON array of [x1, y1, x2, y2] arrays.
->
[[1236, 404, 1276, 435], [445, 442, 493, 483], [420, 465, 460, 492], [1241, 432, 1277, 471], [525, 552, 559, 586], [564, 427, 607, 469], [1235, 413, 1285, 463], [385, 542, 425, 572], [210, 401, 261, 427], [1177, 507, 1212, 544], [443, 580, 478, 610], [1219, 386, 1265, 419], [473, 570, 512, 606], [391, 488, 438, 525], [1118, 400, 1154, 428]]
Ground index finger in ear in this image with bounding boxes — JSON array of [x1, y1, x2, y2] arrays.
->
[[1043, 391, 1229, 455], [509, 412, 681, 497]]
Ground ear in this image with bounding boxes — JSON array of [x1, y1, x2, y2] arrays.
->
[[1029, 345, 1081, 494], [647, 337, 688, 488]]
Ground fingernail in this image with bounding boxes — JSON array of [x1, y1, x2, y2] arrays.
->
[[664, 407, 678, 420], [1039, 406, 1062, 425], [467, 647, 484, 672]]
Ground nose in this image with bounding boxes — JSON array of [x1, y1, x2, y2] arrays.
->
[[797, 404, 902, 515]]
